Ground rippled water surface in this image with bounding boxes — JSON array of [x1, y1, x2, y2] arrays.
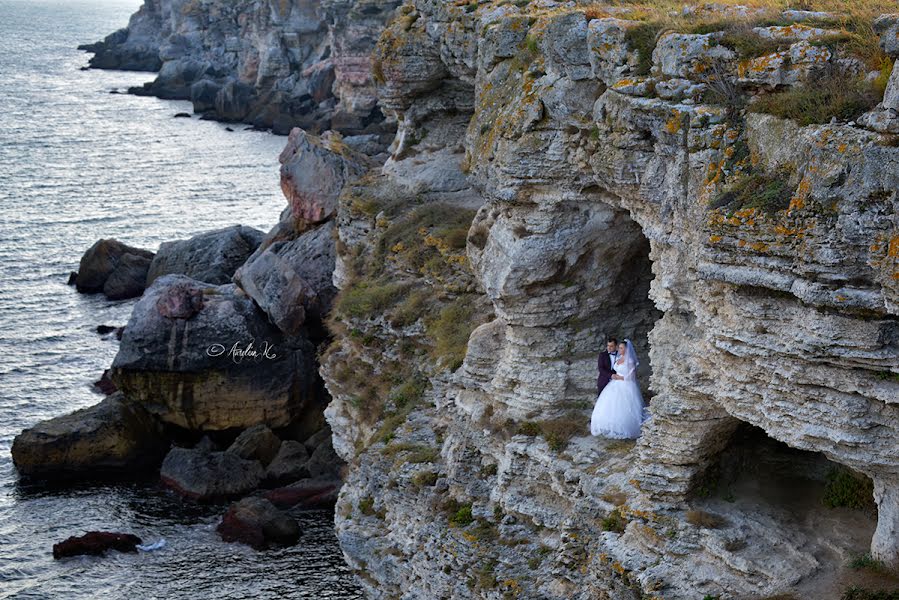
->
[[0, 1, 360, 597]]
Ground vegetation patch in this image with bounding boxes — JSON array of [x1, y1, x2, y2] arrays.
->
[[842, 587, 899, 600], [446, 500, 475, 527], [823, 467, 875, 511], [381, 442, 439, 466], [710, 169, 794, 214], [539, 413, 585, 451], [749, 68, 882, 126], [624, 22, 664, 76], [424, 295, 485, 370], [601, 508, 628, 533], [411, 470, 439, 488], [335, 278, 411, 319], [849, 554, 893, 575]]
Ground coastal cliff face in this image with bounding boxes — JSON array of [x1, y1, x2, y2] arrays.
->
[[316, 2, 899, 598], [83, 0, 401, 133]]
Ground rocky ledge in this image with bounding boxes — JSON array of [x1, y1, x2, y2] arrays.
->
[[315, 2, 899, 599]]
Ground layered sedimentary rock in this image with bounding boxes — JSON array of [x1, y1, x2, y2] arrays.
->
[[82, 0, 401, 133], [319, 3, 899, 599], [111, 274, 320, 430]]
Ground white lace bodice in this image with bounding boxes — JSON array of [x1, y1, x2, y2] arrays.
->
[[613, 357, 636, 380]]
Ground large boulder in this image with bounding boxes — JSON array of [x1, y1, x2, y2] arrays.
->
[[146, 225, 264, 286], [233, 221, 337, 336], [74, 239, 154, 300], [227, 425, 282, 467], [264, 440, 310, 484], [160, 447, 263, 501], [111, 274, 321, 430], [217, 496, 300, 549], [52, 532, 142, 559], [278, 129, 367, 227], [11, 392, 165, 479]]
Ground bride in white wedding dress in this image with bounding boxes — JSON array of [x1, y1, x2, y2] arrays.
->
[[590, 339, 649, 439]]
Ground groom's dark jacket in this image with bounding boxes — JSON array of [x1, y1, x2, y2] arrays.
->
[[597, 351, 614, 394]]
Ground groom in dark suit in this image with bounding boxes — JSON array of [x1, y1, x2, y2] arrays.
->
[[597, 337, 619, 394]]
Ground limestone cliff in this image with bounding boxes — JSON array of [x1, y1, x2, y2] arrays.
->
[[317, 2, 899, 599], [82, 0, 401, 134]]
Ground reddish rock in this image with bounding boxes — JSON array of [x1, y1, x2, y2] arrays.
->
[[264, 478, 341, 509], [52, 532, 142, 559], [93, 369, 117, 395], [278, 128, 366, 227], [155, 282, 204, 319]]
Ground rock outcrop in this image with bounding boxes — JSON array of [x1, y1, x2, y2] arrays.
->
[[146, 225, 264, 286], [11, 392, 165, 478], [82, 0, 401, 134], [74, 239, 154, 300], [317, 3, 899, 599]]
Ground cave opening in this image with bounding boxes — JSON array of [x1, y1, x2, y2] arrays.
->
[[614, 231, 657, 397], [688, 421, 894, 594], [589, 205, 661, 401]]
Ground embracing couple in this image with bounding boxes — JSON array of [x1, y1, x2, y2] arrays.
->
[[591, 337, 649, 439]]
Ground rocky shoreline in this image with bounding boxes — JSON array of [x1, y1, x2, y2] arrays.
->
[[79, 0, 402, 136], [12, 125, 370, 550]]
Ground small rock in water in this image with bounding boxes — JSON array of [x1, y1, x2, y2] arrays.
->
[[66, 271, 78, 285], [225, 126, 234, 132], [96, 325, 118, 335], [174, 112, 191, 118], [217, 497, 299, 549], [53, 531, 142, 559]]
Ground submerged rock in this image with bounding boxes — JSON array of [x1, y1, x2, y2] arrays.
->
[[160, 447, 263, 501], [74, 239, 154, 300], [111, 274, 321, 431], [217, 496, 300, 549], [146, 225, 264, 286], [11, 392, 165, 478], [52, 531, 142, 559]]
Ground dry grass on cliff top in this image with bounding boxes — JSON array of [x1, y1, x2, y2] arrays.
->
[[589, 0, 897, 19], [520, 0, 895, 71]]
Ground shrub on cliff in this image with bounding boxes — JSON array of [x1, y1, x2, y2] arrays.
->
[[710, 170, 794, 214], [749, 67, 881, 126]]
